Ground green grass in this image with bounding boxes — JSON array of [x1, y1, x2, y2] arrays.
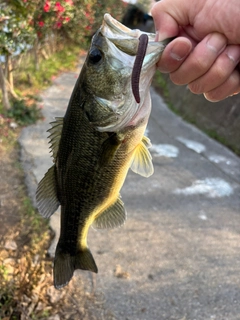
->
[[17, 47, 80, 90], [0, 44, 81, 127], [5, 98, 43, 126], [153, 71, 170, 100]]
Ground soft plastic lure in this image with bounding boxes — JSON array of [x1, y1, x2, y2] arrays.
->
[[131, 34, 149, 103]]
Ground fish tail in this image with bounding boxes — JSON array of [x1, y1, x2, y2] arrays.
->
[[54, 247, 98, 289]]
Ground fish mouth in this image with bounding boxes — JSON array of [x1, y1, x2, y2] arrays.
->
[[102, 13, 136, 36], [101, 13, 156, 55], [94, 14, 169, 132]]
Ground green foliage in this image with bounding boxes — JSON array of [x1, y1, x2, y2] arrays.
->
[[0, 1, 35, 56], [16, 44, 80, 88], [153, 71, 170, 100], [6, 98, 43, 126], [203, 128, 240, 156], [0, 0, 127, 111], [0, 44, 80, 131]]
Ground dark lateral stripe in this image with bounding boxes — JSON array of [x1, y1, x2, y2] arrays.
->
[[131, 34, 149, 103]]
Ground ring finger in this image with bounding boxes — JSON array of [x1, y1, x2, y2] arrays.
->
[[188, 45, 240, 94], [170, 32, 227, 85], [204, 68, 240, 102]]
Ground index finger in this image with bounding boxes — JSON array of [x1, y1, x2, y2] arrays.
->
[[151, 0, 191, 40]]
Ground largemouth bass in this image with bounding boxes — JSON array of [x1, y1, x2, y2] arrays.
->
[[36, 13, 168, 289]]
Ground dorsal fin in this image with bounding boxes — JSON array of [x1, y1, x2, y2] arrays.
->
[[47, 117, 63, 160], [92, 196, 126, 229], [130, 136, 154, 177], [36, 165, 60, 218]]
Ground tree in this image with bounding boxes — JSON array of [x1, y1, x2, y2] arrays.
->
[[0, 1, 36, 109], [0, 0, 127, 110]]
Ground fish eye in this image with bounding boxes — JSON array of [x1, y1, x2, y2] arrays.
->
[[88, 48, 102, 64]]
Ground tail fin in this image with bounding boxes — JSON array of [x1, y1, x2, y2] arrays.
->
[[54, 248, 98, 289]]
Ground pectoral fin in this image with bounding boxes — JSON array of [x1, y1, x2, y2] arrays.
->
[[36, 165, 60, 218], [93, 196, 126, 229], [130, 136, 154, 177], [100, 132, 123, 165]]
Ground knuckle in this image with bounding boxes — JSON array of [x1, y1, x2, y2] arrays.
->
[[193, 56, 210, 72], [169, 72, 185, 85], [229, 69, 240, 87], [188, 81, 203, 94], [214, 65, 227, 81]]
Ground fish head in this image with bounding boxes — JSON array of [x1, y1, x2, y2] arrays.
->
[[82, 13, 168, 132]]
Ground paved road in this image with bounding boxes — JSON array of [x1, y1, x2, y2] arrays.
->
[[19, 58, 240, 320]]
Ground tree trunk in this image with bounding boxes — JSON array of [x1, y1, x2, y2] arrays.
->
[[6, 55, 14, 91], [0, 63, 11, 110], [6, 79, 19, 100]]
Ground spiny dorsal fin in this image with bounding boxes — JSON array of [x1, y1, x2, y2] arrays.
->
[[92, 196, 126, 229], [47, 117, 63, 160], [36, 165, 60, 218], [130, 135, 154, 177]]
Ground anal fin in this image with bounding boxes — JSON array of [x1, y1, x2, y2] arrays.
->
[[93, 196, 126, 229]]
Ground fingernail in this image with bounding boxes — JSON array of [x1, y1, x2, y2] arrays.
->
[[226, 46, 240, 64], [206, 33, 226, 54], [156, 30, 170, 42], [203, 93, 219, 102], [170, 42, 191, 61]]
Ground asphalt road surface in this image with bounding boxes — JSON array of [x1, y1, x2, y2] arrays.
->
[[19, 59, 240, 320]]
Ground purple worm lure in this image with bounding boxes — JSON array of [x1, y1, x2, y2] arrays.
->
[[131, 34, 149, 104]]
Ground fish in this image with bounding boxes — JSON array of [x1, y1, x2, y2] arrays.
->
[[36, 13, 169, 289]]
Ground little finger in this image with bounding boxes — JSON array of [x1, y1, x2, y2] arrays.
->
[[204, 69, 240, 102]]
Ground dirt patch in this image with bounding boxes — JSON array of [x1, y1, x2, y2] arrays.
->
[[0, 123, 112, 320], [0, 138, 22, 241]]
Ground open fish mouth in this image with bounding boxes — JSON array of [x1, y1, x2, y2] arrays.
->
[[101, 13, 156, 55], [103, 15, 151, 104], [92, 14, 168, 133], [102, 13, 138, 36]]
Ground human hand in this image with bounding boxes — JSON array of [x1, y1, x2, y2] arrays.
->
[[151, 0, 240, 102]]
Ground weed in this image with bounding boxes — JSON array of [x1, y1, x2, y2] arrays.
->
[[0, 193, 52, 319], [15, 45, 81, 92], [153, 71, 170, 100], [203, 128, 240, 156], [6, 99, 43, 126], [0, 264, 9, 282]]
